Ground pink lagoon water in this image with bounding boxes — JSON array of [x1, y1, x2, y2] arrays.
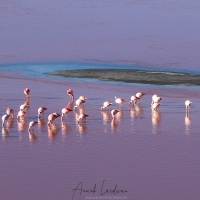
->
[[1, 0, 200, 70], [0, 69, 200, 200], [1, 1, 200, 200]]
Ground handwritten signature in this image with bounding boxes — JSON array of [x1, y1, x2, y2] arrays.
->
[[72, 180, 128, 199]]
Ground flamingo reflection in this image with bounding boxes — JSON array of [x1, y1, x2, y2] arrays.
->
[[152, 110, 161, 134], [38, 119, 46, 129], [7, 117, 14, 128], [101, 111, 111, 125], [185, 113, 191, 136], [61, 122, 71, 135], [17, 119, 28, 133], [130, 105, 143, 118], [48, 124, 59, 140], [77, 124, 87, 135], [111, 118, 119, 132], [2, 127, 9, 137]]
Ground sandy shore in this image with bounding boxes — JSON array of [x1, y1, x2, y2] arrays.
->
[[47, 69, 200, 86]]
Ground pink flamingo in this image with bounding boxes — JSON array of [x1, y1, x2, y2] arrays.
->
[[74, 99, 85, 109], [17, 110, 26, 121], [79, 96, 87, 101], [28, 121, 38, 141], [67, 89, 74, 100], [111, 109, 120, 118], [135, 92, 145, 104], [185, 100, 192, 114], [151, 102, 160, 111], [61, 107, 72, 121], [28, 121, 38, 133], [136, 92, 145, 99], [38, 107, 47, 119], [115, 96, 125, 107], [6, 108, 14, 118], [129, 95, 139, 105], [101, 101, 112, 110], [2, 114, 10, 128], [47, 113, 60, 126], [77, 113, 88, 123], [20, 104, 28, 111], [24, 88, 30, 98], [151, 94, 162, 105]]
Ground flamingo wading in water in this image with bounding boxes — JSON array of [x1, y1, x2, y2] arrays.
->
[[61, 107, 72, 121], [47, 113, 60, 126], [38, 107, 47, 119], [2, 114, 10, 128], [111, 109, 120, 119], [115, 97, 125, 107], [77, 113, 88, 123], [28, 121, 38, 133], [185, 100, 192, 114], [101, 101, 112, 110]]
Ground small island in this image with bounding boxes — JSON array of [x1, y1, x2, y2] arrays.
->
[[47, 69, 200, 86]]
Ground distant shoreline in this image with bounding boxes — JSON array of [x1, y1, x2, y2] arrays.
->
[[46, 69, 200, 86]]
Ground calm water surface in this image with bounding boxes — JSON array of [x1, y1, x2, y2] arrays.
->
[[1, 0, 200, 70], [0, 67, 200, 200], [1, 0, 200, 199]]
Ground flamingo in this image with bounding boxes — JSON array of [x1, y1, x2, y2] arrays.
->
[[151, 102, 160, 111], [115, 96, 125, 107], [28, 121, 38, 141], [77, 113, 88, 123], [67, 89, 74, 100], [20, 104, 28, 111], [28, 121, 38, 133], [79, 96, 87, 101], [101, 101, 112, 110], [111, 109, 120, 118], [61, 107, 72, 121], [136, 92, 145, 99], [129, 95, 139, 105], [2, 114, 10, 128], [47, 113, 60, 126], [38, 107, 47, 119], [135, 92, 145, 104], [6, 108, 14, 118], [17, 110, 26, 120], [74, 99, 85, 109], [24, 88, 30, 98], [151, 94, 162, 105], [185, 100, 192, 114]]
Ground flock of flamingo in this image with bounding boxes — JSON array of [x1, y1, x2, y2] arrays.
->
[[1, 88, 192, 138]]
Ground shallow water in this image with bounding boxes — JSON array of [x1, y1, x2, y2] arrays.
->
[[1, 1, 200, 198], [1, 69, 200, 200]]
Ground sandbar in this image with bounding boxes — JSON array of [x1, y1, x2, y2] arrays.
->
[[47, 69, 200, 86]]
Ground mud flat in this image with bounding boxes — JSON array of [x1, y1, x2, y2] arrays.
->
[[47, 69, 200, 86]]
